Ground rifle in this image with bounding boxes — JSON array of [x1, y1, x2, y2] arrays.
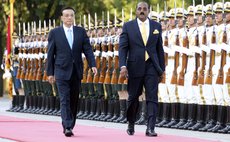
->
[[178, 32, 188, 86], [25, 39, 32, 81], [170, 33, 180, 84], [92, 36, 101, 84], [82, 55, 88, 84], [198, 26, 207, 84], [192, 31, 201, 86], [226, 68, 230, 83], [104, 36, 113, 84], [98, 38, 108, 84], [178, 5, 188, 86], [20, 41, 27, 80], [216, 3, 227, 85], [28, 37, 35, 81], [161, 1, 168, 84], [216, 24, 227, 84], [170, 1, 180, 85], [36, 35, 44, 81], [161, 32, 168, 84], [111, 41, 119, 85], [205, 0, 216, 85], [205, 28, 216, 84], [33, 40, 40, 81], [42, 35, 48, 82], [16, 45, 23, 79]]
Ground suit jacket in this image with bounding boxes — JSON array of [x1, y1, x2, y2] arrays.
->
[[47, 26, 96, 80], [119, 18, 165, 78]]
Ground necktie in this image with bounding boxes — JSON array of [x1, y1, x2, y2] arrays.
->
[[140, 22, 149, 61], [67, 29, 73, 49]]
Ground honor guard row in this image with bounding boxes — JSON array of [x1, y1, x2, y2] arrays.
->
[[4, 1, 230, 134]]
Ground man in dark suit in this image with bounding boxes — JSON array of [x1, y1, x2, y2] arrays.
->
[[47, 7, 97, 137], [119, 2, 165, 137]]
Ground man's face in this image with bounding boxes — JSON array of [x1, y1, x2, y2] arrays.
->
[[136, 2, 149, 22], [61, 9, 75, 27], [206, 15, 213, 26], [161, 20, 168, 30], [177, 16, 183, 27], [187, 15, 194, 26], [169, 17, 176, 27], [196, 14, 203, 24], [215, 12, 223, 24]]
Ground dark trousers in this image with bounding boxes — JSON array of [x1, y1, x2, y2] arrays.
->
[[127, 59, 159, 130], [56, 67, 81, 130]]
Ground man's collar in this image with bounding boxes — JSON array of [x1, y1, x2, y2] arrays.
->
[[63, 24, 73, 31], [137, 18, 149, 25]]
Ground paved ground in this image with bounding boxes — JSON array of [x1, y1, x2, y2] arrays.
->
[[0, 95, 229, 142]]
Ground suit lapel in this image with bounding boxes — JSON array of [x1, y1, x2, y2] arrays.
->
[[72, 26, 79, 50], [146, 19, 154, 47], [134, 19, 145, 46]]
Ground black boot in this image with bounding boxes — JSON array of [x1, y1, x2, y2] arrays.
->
[[179, 104, 197, 129], [218, 106, 230, 133], [156, 102, 163, 124], [171, 103, 188, 129], [20, 95, 30, 112], [156, 103, 171, 127], [34, 96, 42, 113], [101, 99, 114, 121], [7, 96, 17, 112], [77, 98, 85, 118], [31, 96, 38, 113], [25, 95, 33, 113], [46, 96, 56, 115], [52, 97, 60, 115], [207, 106, 226, 133], [11, 95, 20, 112], [15, 96, 25, 112], [188, 105, 206, 131], [163, 103, 180, 128], [41, 96, 50, 114], [91, 99, 101, 120], [84, 98, 97, 119], [37, 95, 46, 114], [79, 98, 90, 119], [107, 99, 120, 122], [199, 105, 217, 131], [95, 99, 107, 121], [135, 100, 146, 125], [113, 100, 127, 123]]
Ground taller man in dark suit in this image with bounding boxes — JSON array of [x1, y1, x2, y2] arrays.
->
[[119, 2, 165, 137], [47, 7, 97, 137]]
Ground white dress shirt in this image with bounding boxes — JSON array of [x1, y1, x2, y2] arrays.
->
[[137, 18, 150, 41], [63, 24, 74, 44]]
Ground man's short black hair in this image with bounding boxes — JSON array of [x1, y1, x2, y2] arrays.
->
[[61, 7, 76, 16]]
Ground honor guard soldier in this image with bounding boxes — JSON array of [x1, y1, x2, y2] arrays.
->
[[208, 1, 228, 133], [157, 10, 171, 126], [218, 1, 230, 133], [199, 4, 218, 132]]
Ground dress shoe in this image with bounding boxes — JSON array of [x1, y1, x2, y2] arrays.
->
[[145, 128, 157, 137], [64, 129, 74, 137], [126, 123, 134, 135]]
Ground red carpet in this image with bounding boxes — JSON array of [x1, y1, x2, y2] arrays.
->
[[0, 115, 219, 142]]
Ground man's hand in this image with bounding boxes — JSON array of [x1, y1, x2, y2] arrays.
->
[[92, 67, 97, 76], [120, 66, 128, 78], [48, 76, 55, 84]]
